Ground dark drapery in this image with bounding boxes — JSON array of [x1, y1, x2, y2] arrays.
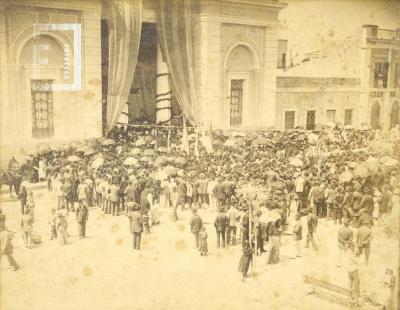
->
[[157, 0, 199, 125], [106, 0, 142, 131]]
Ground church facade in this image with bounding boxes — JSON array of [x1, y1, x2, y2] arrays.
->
[[0, 0, 285, 164]]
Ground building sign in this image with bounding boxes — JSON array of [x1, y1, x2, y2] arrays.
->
[[33, 23, 81, 91]]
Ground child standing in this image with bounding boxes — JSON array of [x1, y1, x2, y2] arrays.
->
[[143, 210, 150, 234], [49, 208, 57, 240], [199, 226, 208, 256]]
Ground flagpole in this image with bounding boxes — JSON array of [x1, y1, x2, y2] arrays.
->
[[167, 129, 171, 153], [154, 128, 158, 150]]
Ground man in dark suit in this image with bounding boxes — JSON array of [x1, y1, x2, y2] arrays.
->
[[19, 184, 27, 214], [130, 207, 143, 250], [76, 203, 89, 238], [214, 177, 226, 209], [189, 209, 203, 249], [223, 176, 236, 205], [214, 209, 229, 248], [0, 225, 19, 271], [305, 208, 318, 250], [197, 174, 208, 206]]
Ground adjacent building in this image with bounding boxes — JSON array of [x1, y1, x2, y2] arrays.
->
[[276, 25, 400, 130]]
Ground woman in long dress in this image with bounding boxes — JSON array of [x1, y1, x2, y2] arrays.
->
[[286, 193, 299, 232], [21, 209, 33, 248], [238, 240, 253, 280], [199, 226, 208, 256], [266, 220, 281, 264], [26, 190, 35, 221], [38, 158, 47, 181]]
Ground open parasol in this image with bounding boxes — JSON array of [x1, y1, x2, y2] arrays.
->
[[91, 157, 104, 169], [307, 133, 318, 144], [289, 157, 303, 167], [339, 170, 353, 183], [162, 165, 177, 176], [140, 156, 153, 163], [76, 145, 96, 156], [154, 156, 168, 167], [123, 157, 138, 166], [174, 157, 187, 166], [157, 147, 168, 153], [365, 157, 379, 174], [135, 138, 146, 146], [130, 148, 141, 155], [380, 156, 399, 167], [102, 139, 116, 146], [353, 163, 370, 178], [142, 149, 156, 157], [67, 155, 80, 162], [347, 161, 358, 169], [224, 139, 237, 147]]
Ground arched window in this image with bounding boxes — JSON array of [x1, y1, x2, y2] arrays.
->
[[226, 45, 254, 69], [20, 35, 64, 66], [226, 45, 255, 127], [391, 101, 400, 128], [371, 101, 380, 129], [19, 35, 63, 138]]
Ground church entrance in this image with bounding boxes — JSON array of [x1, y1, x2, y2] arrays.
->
[[230, 79, 244, 127], [224, 44, 256, 128]]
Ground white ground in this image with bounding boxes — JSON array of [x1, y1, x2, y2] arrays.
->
[[0, 188, 398, 310]]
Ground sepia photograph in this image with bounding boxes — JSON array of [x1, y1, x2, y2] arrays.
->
[[0, 0, 399, 309]]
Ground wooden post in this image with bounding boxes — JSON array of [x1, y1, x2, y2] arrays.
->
[[248, 199, 255, 275]]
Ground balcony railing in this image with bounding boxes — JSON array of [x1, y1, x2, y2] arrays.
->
[[371, 28, 400, 41], [369, 88, 396, 98]]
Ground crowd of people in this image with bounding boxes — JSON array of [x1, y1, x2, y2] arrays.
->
[[1, 122, 399, 306]]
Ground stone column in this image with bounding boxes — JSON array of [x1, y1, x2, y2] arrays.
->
[[359, 28, 373, 128], [82, 5, 102, 138], [263, 26, 278, 128], [0, 5, 9, 145], [156, 43, 171, 123]]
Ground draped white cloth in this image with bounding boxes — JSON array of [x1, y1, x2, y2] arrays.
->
[[106, 0, 142, 131], [157, 0, 199, 125]]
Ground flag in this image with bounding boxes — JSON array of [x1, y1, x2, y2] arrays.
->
[[181, 116, 189, 155], [200, 124, 213, 154], [194, 126, 199, 159]]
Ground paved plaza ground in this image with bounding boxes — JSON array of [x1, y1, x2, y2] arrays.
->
[[0, 188, 398, 310]]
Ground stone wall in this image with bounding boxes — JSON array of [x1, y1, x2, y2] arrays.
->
[[276, 76, 361, 129], [0, 0, 102, 167], [193, 0, 285, 129], [0, 2, 102, 153]]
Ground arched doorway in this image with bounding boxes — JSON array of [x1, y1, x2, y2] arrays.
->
[[390, 101, 400, 128], [19, 35, 64, 138], [225, 44, 256, 127], [371, 101, 380, 129]]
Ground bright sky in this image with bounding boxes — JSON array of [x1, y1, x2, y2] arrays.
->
[[279, 0, 400, 55]]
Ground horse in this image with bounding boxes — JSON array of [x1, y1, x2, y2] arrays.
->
[[0, 170, 21, 197]]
